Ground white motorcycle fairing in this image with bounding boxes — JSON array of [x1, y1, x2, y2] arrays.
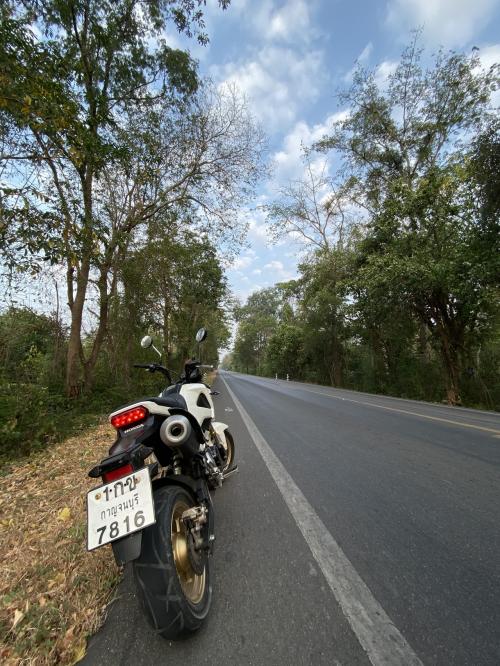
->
[[179, 383, 214, 424]]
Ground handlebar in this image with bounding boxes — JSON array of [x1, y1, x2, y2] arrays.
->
[[133, 363, 172, 383], [133, 361, 212, 386]]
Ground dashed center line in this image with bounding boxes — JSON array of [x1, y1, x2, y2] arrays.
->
[[297, 387, 500, 437]]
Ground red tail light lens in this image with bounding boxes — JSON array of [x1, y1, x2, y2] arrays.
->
[[103, 463, 133, 483], [110, 406, 148, 430]]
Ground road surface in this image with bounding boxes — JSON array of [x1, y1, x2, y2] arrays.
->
[[82, 372, 500, 665]]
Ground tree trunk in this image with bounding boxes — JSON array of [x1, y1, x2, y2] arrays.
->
[[370, 327, 388, 392], [331, 338, 343, 386], [66, 255, 91, 397], [162, 292, 171, 363], [82, 266, 113, 393], [439, 330, 461, 405], [66, 168, 94, 397]]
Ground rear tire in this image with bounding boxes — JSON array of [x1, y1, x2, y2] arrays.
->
[[133, 485, 211, 639]]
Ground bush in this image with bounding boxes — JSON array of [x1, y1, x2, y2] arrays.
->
[[0, 380, 65, 460]]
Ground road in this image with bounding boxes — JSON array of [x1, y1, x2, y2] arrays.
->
[[82, 372, 500, 666]]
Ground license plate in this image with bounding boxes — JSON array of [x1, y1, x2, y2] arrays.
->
[[87, 467, 155, 551]]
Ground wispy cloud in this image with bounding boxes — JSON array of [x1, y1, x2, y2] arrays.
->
[[343, 41, 373, 81], [386, 0, 500, 47]]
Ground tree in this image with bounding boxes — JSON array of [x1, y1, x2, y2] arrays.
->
[[265, 152, 354, 252], [233, 288, 283, 374], [315, 37, 499, 403], [0, 1, 264, 395], [107, 225, 230, 382], [265, 323, 303, 379], [297, 249, 353, 386]]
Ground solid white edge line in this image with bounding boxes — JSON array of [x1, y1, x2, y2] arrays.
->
[[220, 373, 423, 666]]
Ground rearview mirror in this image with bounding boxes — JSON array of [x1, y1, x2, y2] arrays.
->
[[195, 327, 208, 343], [141, 335, 153, 349]]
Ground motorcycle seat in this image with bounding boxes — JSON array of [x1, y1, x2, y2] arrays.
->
[[148, 394, 187, 410]]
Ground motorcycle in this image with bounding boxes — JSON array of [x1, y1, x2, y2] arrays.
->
[[86, 327, 236, 639]]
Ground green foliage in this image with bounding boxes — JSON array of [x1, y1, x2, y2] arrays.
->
[[265, 324, 304, 378], [107, 226, 230, 375], [313, 38, 499, 403], [233, 287, 287, 375], [0, 227, 231, 464], [0, 308, 88, 462]]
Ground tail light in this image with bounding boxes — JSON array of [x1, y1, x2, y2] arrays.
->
[[110, 406, 148, 430], [103, 463, 134, 483]]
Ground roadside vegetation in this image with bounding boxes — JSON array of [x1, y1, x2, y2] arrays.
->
[[0, 422, 119, 665], [229, 36, 500, 409]]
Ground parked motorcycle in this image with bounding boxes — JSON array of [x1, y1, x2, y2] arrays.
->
[[86, 328, 236, 638]]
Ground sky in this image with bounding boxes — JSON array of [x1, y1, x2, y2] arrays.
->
[[167, 0, 500, 304], [4, 0, 499, 327]]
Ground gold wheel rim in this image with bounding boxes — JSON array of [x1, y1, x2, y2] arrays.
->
[[224, 435, 234, 470], [171, 499, 206, 604]]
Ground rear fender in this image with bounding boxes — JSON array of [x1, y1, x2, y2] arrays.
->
[[112, 531, 142, 565], [211, 421, 229, 451]]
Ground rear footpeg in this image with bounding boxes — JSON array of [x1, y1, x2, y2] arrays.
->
[[223, 465, 238, 479]]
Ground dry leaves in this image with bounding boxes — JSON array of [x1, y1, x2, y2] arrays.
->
[[58, 507, 72, 522], [0, 421, 121, 665]]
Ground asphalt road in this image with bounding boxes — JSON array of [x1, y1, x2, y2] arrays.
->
[[82, 372, 500, 666]]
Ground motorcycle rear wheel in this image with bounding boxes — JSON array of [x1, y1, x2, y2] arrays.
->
[[133, 485, 212, 639]]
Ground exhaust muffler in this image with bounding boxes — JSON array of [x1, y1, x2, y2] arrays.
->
[[160, 415, 192, 446]]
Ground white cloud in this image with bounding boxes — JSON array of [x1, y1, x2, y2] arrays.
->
[[271, 110, 347, 183], [359, 41, 374, 63], [374, 60, 398, 90], [265, 260, 284, 271], [252, 268, 262, 275], [478, 43, 500, 106], [248, 220, 269, 240], [252, 0, 313, 44], [213, 45, 326, 130], [478, 43, 500, 70], [230, 255, 253, 271], [232, 282, 269, 300], [386, 0, 500, 47]]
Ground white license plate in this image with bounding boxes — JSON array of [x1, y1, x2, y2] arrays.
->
[[87, 467, 155, 551]]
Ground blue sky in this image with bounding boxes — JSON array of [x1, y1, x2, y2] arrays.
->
[[167, 0, 500, 304], [5, 0, 499, 320]]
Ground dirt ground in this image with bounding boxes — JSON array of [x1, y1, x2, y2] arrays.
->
[[0, 421, 120, 665]]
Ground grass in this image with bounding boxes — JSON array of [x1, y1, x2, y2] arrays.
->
[[0, 421, 121, 665]]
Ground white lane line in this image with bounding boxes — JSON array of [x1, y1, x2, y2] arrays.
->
[[221, 374, 423, 666]]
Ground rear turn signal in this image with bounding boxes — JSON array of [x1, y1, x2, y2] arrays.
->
[[111, 406, 148, 430]]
